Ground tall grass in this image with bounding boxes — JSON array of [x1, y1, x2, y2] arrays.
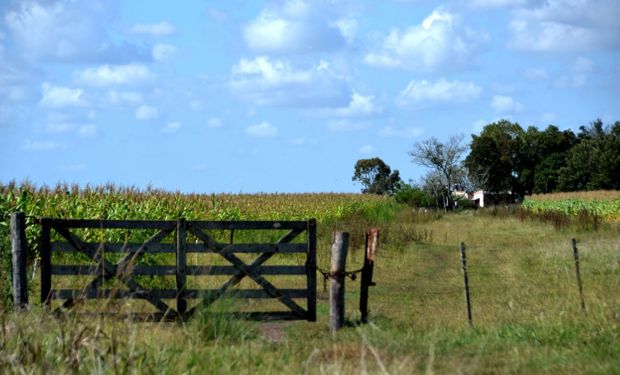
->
[[1, 184, 619, 373]]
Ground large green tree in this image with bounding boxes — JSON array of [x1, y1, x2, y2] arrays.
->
[[464, 120, 524, 196], [352, 157, 401, 195], [558, 120, 620, 191]]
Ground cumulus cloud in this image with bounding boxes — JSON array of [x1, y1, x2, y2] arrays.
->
[[39, 83, 87, 108], [207, 117, 223, 128], [364, 8, 489, 72], [5, 0, 150, 63], [523, 67, 550, 81], [76, 64, 156, 86], [229, 56, 349, 107], [130, 21, 175, 37], [470, 0, 535, 8], [162, 121, 181, 133], [336, 92, 382, 117], [491, 95, 525, 113], [152, 44, 177, 61], [135, 104, 159, 121], [556, 56, 594, 88], [246, 121, 278, 138], [243, 0, 352, 54], [106, 90, 143, 106], [78, 124, 97, 138], [398, 79, 482, 105], [509, 0, 620, 52], [22, 139, 61, 151]]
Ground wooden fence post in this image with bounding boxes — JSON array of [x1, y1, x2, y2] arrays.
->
[[10, 212, 28, 310], [460, 242, 473, 327], [176, 218, 187, 315], [40, 219, 52, 308], [360, 228, 378, 323], [572, 239, 586, 313], [307, 219, 317, 322], [330, 232, 349, 332]]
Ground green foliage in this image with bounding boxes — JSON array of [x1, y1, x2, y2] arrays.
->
[[393, 183, 436, 208], [352, 157, 401, 195], [0, 182, 403, 305], [466, 119, 619, 196], [522, 195, 620, 222]]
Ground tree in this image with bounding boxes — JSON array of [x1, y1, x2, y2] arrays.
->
[[352, 157, 401, 195], [409, 135, 467, 210], [558, 119, 620, 191], [464, 120, 524, 196]]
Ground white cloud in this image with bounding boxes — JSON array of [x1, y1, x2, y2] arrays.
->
[[152, 43, 177, 61], [491, 95, 525, 113], [77, 64, 156, 86], [229, 56, 349, 107], [207, 117, 223, 128], [364, 8, 489, 72], [359, 145, 374, 154], [5, 1, 149, 63], [39, 83, 87, 108], [246, 121, 278, 138], [470, 0, 533, 8], [509, 0, 620, 52], [524, 67, 549, 81], [106, 90, 143, 106], [556, 57, 594, 88], [336, 92, 382, 117], [135, 104, 159, 121], [78, 124, 97, 138], [378, 126, 424, 139], [289, 137, 305, 145], [243, 0, 351, 54], [44, 122, 76, 133], [162, 121, 181, 133], [22, 139, 61, 151], [399, 79, 482, 104], [130, 21, 175, 37]]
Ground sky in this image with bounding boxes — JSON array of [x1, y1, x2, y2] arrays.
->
[[0, 0, 619, 193]]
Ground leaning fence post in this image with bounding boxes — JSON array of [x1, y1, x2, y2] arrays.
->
[[360, 228, 378, 323], [572, 239, 586, 313], [330, 232, 349, 332], [460, 242, 473, 327], [10, 212, 28, 310], [176, 218, 187, 316]]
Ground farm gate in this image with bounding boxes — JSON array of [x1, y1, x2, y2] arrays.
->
[[35, 217, 317, 321]]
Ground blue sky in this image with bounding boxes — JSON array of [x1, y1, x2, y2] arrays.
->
[[1, 0, 618, 193]]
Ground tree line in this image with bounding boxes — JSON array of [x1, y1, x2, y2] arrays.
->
[[353, 118, 620, 209]]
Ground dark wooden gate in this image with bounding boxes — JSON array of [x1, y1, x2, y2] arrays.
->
[[38, 218, 317, 321]]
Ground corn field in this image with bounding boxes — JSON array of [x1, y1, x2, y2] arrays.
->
[[522, 190, 620, 222]]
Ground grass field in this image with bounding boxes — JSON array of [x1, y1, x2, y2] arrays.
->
[[1, 186, 619, 373]]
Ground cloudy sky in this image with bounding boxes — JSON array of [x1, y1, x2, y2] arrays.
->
[[1, 0, 618, 193]]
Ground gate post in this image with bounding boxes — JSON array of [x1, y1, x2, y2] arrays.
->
[[40, 219, 52, 307], [10, 212, 28, 310], [330, 232, 349, 332], [306, 219, 317, 321], [176, 218, 187, 315]]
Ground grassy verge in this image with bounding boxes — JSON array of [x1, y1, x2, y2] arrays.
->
[[1, 207, 618, 374]]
